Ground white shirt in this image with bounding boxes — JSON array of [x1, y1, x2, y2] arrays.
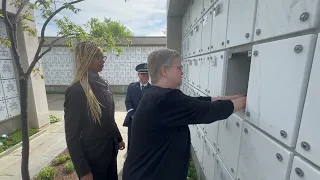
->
[[140, 82, 148, 90]]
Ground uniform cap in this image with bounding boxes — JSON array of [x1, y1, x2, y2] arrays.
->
[[135, 63, 148, 73]]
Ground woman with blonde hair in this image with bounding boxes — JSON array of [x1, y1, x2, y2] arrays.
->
[[64, 41, 125, 180]]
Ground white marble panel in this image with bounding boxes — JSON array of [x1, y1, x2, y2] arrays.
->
[[0, 60, 15, 79], [0, 82, 4, 100], [0, 100, 8, 121], [0, 44, 12, 60], [2, 79, 18, 99], [0, 19, 8, 38], [6, 97, 20, 117]]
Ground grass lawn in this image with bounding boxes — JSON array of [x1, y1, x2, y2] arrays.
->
[[0, 128, 39, 153]]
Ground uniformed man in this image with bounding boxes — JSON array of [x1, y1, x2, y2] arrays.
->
[[123, 63, 150, 151]]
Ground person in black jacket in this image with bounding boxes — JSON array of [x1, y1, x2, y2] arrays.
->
[[64, 41, 125, 180], [123, 63, 150, 151], [122, 48, 247, 180]]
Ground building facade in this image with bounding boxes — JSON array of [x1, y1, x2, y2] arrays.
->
[[167, 0, 320, 180], [41, 37, 166, 93]]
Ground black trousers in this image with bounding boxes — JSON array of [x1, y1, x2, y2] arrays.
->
[[87, 142, 119, 180], [90, 155, 118, 180]]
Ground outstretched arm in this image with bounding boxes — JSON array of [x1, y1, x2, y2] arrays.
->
[[161, 90, 246, 127]]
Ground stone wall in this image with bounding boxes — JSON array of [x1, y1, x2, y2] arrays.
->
[[41, 37, 166, 93], [0, 18, 21, 132]]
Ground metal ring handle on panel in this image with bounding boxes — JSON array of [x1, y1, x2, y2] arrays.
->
[[244, 128, 248, 134], [294, 45, 303, 53], [280, 130, 287, 138], [295, 168, 304, 177], [300, 12, 309, 21], [245, 111, 250, 117], [276, 153, 283, 161], [231, 168, 234, 173], [301, 141, 311, 151], [256, 29, 261, 35]]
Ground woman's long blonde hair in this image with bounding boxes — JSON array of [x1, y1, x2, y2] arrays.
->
[[72, 41, 102, 124]]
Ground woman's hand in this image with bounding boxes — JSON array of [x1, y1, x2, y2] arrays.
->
[[80, 172, 93, 180], [118, 141, 126, 150], [211, 94, 246, 102], [231, 97, 247, 112]]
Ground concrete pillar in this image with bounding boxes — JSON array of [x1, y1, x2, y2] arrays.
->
[[167, 17, 182, 53], [16, 11, 50, 129]]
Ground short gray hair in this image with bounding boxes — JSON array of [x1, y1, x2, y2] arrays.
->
[[147, 48, 181, 84]]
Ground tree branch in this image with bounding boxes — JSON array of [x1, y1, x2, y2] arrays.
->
[[15, 0, 30, 24], [26, 0, 85, 76], [37, 34, 72, 60], [2, 0, 25, 77]]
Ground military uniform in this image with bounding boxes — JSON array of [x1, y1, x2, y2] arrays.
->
[[123, 63, 150, 151]]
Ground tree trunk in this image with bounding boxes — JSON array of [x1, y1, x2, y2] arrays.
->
[[20, 77, 30, 180]]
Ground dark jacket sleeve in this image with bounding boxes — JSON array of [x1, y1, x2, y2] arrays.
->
[[64, 87, 91, 178], [123, 85, 135, 126], [195, 96, 211, 101], [112, 118, 123, 142], [125, 85, 134, 112], [161, 90, 234, 127]]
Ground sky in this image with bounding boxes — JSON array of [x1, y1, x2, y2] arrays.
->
[[34, 0, 167, 37]]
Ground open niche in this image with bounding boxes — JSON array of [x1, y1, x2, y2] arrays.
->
[[224, 51, 252, 117]]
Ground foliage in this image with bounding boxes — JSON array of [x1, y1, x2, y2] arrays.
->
[[64, 160, 75, 173], [52, 154, 71, 166], [187, 158, 198, 180], [56, 17, 133, 54], [0, 129, 39, 153], [36, 167, 55, 180], [49, 115, 61, 124], [0, 0, 133, 179]]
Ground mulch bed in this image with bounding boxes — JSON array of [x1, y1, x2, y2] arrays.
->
[[34, 148, 78, 180], [51, 149, 78, 180]]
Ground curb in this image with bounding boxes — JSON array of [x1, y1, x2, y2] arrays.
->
[[0, 129, 47, 159], [32, 147, 67, 179]]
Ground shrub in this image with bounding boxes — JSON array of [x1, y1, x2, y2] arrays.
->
[[187, 158, 197, 180], [64, 160, 75, 173], [52, 154, 71, 166], [37, 167, 55, 180], [50, 115, 61, 124]]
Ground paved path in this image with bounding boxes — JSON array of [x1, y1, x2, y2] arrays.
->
[[0, 94, 128, 179]]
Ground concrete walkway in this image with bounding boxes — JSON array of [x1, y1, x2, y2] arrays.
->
[[0, 94, 128, 180]]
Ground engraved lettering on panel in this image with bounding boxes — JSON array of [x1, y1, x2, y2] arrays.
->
[[2, 79, 18, 99], [0, 19, 8, 38], [6, 97, 20, 117], [0, 60, 15, 79], [0, 44, 12, 60], [0, 100, 8, 121], [0, 83, 4, 100]]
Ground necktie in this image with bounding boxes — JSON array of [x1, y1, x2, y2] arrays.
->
[[141, 85, 145, 90]]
